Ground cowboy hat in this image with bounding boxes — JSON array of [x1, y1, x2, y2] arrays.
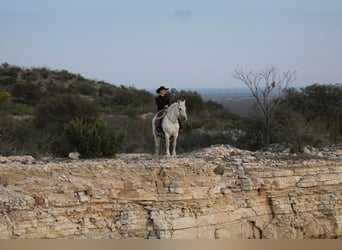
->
[[156, 86, 169, 93]]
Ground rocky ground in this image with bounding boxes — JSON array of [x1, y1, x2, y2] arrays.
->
[[0, 144, 341, 239]]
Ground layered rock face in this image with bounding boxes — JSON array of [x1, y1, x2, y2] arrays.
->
[[0, 145, 341, 239]]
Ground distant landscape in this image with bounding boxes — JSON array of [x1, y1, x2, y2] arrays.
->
[[195, 88, 255, 116]]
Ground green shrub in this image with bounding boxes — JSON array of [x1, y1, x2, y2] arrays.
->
[[214, 164, 225, 175], [63, 118, 125, 158], [35, 94, 99, 129], [99, 85, 114, 96], [0, 116, 39, 156], [101, 129, 126, 157], [12, 83, 42, 105], [0, 76, 16, 85]]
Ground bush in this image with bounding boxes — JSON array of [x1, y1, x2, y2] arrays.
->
[[214, 164, 225, 175], [12, 83, 42, 105], [236, 117, 266, 151], [63, 118, 125, 158], [36, 94, 99, 129], [0, 76, 16, 85], [0, 116, 39, 156], [272, 110, 328, 153], [0, 91, 11, 104]]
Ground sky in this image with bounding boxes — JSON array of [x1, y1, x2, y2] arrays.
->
[[1, 0, 342, 90]]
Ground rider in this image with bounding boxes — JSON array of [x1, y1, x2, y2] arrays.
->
[[155, 85, 183, 135], [155, 86, 170, 134]]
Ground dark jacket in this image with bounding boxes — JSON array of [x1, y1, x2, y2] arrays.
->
[[155, 95, 170, 111]]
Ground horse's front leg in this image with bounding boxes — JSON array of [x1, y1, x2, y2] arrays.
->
[[165, 134, 171, 156], [172, 134, 178, 156]]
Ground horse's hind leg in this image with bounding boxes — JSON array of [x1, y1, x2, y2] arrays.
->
[[154, 135, 160, 155]]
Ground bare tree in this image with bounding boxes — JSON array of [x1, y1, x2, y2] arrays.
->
[[233, 66, 296, 146]]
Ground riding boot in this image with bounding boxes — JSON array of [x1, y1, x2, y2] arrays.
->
[[156, 119, 164, 136], [156, 118, 160, 130]]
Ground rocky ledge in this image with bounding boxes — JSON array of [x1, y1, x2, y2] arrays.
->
[[0, 144, 341, 239]]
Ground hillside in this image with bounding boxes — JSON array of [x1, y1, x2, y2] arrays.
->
[[0, 63, 242, 156], [0, 144, 341, 239], [0, 63, 155, 115], [1, 63, 341, 157]]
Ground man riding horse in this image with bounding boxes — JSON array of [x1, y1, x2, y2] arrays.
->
[[155, 86, 182, 136], [152, 99, 187, 156]]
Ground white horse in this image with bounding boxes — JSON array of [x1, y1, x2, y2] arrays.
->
[[152, 100, 187, 156]]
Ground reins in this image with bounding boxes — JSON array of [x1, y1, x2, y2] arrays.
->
[[156, 109, 167, 119], [165, 104, 179, 123]]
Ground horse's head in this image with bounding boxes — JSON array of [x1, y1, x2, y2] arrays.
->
[[177, 100, 187, 122]]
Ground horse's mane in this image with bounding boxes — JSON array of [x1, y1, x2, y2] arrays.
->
[[169, 102, 178, 109]]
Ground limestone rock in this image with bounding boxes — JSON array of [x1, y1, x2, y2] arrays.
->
[[0, 144, 341, 239], [68, 152, 80, 160]]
